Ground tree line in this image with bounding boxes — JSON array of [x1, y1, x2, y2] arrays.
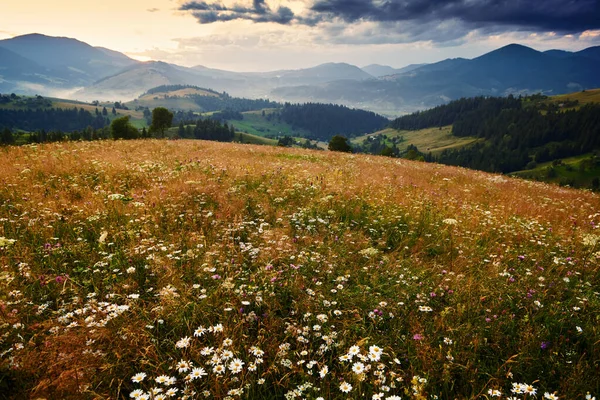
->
[[0, 107, 108, 132], [275, 103, 389, 141], [387, 94, 600, 173], [189, 93, 279, 113]]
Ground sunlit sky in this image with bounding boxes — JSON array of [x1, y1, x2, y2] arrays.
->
[[1, 0, 599, 71]]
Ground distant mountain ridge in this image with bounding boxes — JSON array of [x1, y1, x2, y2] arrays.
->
[[1, 33, 599, 115]]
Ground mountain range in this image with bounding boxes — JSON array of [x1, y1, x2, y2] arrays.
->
[[1, 33, 599, 115]]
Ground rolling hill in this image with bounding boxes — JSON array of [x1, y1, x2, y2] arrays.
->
[[0, 34, 137, 92], [2, 33, 600, 116], [272, 44, 600, 115], [1, 139, 599, 399]]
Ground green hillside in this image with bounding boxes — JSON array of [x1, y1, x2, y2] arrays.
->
[[542, 88, 600, 109], [229, 109, 312, 138], [352, 126, 479, 155], [511, 153, 600, 189]]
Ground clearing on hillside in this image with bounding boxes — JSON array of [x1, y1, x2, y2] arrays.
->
[[0, 140, 598, 399], [353, 126, 479, 154]]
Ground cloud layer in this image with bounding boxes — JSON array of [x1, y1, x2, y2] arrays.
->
[[180, 0, 297, 24], [178, 0, 600, 45]]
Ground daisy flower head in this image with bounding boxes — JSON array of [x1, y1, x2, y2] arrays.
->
[[176, 360, 191, 373], [352, 361, 365, 375], [339, 381, 353, 393], [189, 367, 207, 380], [131, 372, 147, 383], [130, 389, 146, 398], [229, 358, 245, 374], [175, 336, 191, 349], [213, 364, 226, 374], [319, 365, 328, 378]]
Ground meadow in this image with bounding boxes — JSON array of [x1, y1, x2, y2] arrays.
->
[[351, 127, 478, 156], [0, 140, 598, 399]]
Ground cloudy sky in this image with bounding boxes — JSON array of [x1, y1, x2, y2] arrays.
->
[[1, 0, 599, 71]]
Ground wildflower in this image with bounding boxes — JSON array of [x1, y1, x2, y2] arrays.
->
[[418, 305, 433, 312], [155, 375, 170, 385], [576, 326, 583, 333], [175, 336, 191, 349], [488, 389, 502, 397], [194, 326, 207, 337], [319, 365, 328, 378], [352, 362, 365, 374], [544, 393, 559, 399], [442, 218, 458, 225], [176, 360, 191, 373], [412, 334, 423, 341], [339, 381, 353, 393], [131, 372, 147, 383], [348, 345, 361, 355], [524, 384, 537, 396], [130, 389, 146, 398], [443, 337, 453, 345], [359, 247, 379, 257], [188, 367, 207, 380], [221, 349, 234, 359], [213, 364, 226, 374], [229, 358, 244, 374], [165, 387, 178, 397]]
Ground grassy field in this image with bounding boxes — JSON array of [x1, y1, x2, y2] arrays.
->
[[166, 125, 278, 146], [229, 110, 312, 138], [0, 94, 148, 128], [546, 88, 600, 107], [512, 153, 600, 189], [0, 139, 598, 399], [353, 126, 479, 155], [125, 88, 219, 112]]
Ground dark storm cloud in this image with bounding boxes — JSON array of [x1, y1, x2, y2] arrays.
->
[[309, 0, 600, 33], [180, 0, 599, 32], [179, 0, 296, 24]]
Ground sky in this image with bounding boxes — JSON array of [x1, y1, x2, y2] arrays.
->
[[1, 0, 599, 71]]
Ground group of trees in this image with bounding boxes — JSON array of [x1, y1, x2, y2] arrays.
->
[[275, 103, 389, 141], [189, 93, 279, 113], [1, 126, 112, 145], [111, 107, 173, 140], [176, 119, 235, 142], [390, 95, 522, 131], [0, 107, 108, 132], [387, 94, 600, 173]]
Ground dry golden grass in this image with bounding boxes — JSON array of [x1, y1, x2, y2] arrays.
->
[[0, 140, 598, 399]]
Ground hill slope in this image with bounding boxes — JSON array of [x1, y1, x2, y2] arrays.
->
[[273, 44, 600, 115], [0, 139, 598, 399], [0, 33, 137, 86]]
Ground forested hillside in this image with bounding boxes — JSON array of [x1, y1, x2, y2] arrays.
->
[[388, 94, 600, 173], [0, 101, 108, 132], [140, 85, 280, 113], [276, 103, 389, 141]]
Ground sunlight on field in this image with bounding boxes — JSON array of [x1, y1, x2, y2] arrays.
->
[[0, 140, 598, 399], [353, 127, 478, 155]]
